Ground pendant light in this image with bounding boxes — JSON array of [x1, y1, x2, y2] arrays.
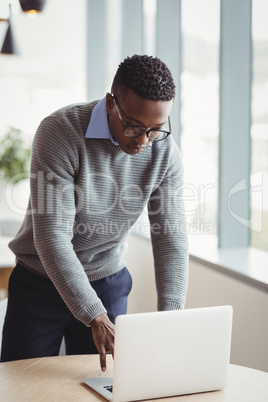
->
[[19, 0, 46, 15], [0, 4, 19, 55]]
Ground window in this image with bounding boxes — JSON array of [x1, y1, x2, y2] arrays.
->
[[180, 0, 220, 241], [2, 0, 267, 258], [0, 0, 86, 138], [143, 0, 157, 55], [83, 0, 267, 282], [0, 0, 86, 221], [251, 0, 268, 252], [104, 0, 123, 94]]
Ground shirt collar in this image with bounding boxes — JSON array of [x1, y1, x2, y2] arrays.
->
[[85, 96, 119, 145]]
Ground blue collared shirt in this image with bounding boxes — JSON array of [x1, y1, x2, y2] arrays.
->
[[85, 97, 119, 145]]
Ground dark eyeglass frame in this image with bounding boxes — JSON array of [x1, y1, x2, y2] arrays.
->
[[110, 93, 172, 142]]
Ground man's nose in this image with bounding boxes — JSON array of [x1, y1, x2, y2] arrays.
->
[[135, 132, 151, 146]]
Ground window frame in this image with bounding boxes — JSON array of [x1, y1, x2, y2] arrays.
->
[[86, 0, 267, 254]]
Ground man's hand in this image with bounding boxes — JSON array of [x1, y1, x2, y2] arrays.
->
[[90, 313, 115, 372]]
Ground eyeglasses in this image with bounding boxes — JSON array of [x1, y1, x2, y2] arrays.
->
[[110, 93, 171, 142]]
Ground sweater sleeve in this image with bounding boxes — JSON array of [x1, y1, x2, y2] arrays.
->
[[148, 140, 189, 311], [30, 116, 107, 326]]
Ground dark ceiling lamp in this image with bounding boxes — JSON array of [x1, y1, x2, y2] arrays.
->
[[19, 0, 46, 15], [0, 4, 19, 55]]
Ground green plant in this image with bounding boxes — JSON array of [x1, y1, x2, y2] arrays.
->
[[0, 127, 31, 182]]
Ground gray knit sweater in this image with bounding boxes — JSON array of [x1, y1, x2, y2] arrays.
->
[[9, 101, 189, 326]]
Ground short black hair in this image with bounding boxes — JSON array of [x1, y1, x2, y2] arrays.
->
[[111, 54, 176, 101]]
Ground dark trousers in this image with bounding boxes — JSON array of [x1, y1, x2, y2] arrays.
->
[[0, 263, 132, 362]]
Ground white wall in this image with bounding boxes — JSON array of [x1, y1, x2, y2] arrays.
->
[[186, 260, 268, 372], [124, 234, 157, 314], [124, 234, 268, 372]]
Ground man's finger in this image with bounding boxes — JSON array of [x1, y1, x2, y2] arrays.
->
[[99, 345, 107, 372]]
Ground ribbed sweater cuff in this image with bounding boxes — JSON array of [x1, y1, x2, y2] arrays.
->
[[158, 301, 185, 311], [78, 301, 107, 327]]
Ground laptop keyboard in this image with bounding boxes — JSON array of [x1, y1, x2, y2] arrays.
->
[[103, 385, 113, 393]]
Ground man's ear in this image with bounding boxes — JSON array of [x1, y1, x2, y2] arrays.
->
[[106, 93, 114, 115]]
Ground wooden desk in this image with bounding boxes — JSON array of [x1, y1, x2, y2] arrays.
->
[[0, 355, 267, 402]]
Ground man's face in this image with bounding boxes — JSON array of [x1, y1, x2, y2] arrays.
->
[[106, 90, 173, 155]]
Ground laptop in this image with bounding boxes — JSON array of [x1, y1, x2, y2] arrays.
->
[[83, 305, 233, 402]]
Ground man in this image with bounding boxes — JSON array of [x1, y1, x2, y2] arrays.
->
[[1, 55, 188, 371]]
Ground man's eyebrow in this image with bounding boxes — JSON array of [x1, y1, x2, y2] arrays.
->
[[121, 108, 167, 127], [124, 113, 144, 125]]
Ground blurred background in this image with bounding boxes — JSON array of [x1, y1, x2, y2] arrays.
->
[[0, 0, 267, 372], [0, 0, 267, 252]]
